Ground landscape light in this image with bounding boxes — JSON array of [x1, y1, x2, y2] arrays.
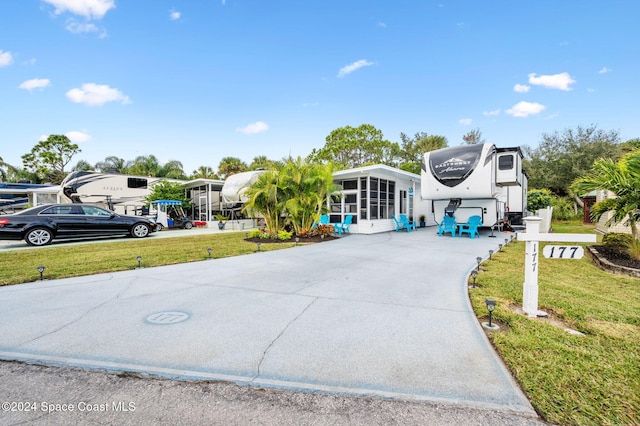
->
[[257, 242, 261, 252], [498, 243, 503, 251], [504, 238, 509, 245], [295, 237, 300, 246], [207, 247, 212, 259], [485, 299, 497, 327], [136, 255, 142, 269], [37, 265, 45, 280], [489, 225, 496, 238], [470, 269, 478, 287], [476, 256, 482, 271], [489, 249, 494, 260]]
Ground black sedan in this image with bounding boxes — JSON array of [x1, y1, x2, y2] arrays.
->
[[0, 204, 157, 246]]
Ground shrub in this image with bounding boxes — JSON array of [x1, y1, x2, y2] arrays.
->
[[550, 196, 581, 221], [247, 229, 262, 238], [316, 224, 334, 237], [527, 189, 552, 212], [277, 230, 292, 241], [602, 233, 633, 253]]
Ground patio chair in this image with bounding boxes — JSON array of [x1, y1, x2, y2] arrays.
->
[[458, 215, 482, 239], [438, 215, 457, 237], [393, 215, 406, 232], [399, 214, 417, 232], [334, 214, 353, 236], [312, 214, 330, 229]]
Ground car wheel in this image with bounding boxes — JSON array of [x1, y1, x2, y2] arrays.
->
[[25, 227, 53, 246], [156, 223, 164, 231], [131, 223, 150, 238], [184, 221, 193, 230]]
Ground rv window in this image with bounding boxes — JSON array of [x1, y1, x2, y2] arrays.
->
[[128, 178, 148, 189], [498, 155, 514, 170]]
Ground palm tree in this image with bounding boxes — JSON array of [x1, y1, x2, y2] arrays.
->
[[127, 155, 161, 177], [158, 160, 186, 179], [190, 166, 218, 179], [571, 150, 640, 240], [280, 158, 340, 235], [242, 168, 285, 232], [217, 157, 248, 179], [95, 156, 127, 173]]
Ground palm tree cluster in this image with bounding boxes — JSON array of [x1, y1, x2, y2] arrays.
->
[[242, 158, 340, 238]]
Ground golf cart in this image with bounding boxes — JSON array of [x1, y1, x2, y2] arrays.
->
[[151, 200, 193, 231]]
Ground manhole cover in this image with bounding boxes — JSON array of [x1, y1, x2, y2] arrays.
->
[[145, 311, 190, 325]]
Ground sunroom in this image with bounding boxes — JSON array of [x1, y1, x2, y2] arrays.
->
[[331, 164, 435, 234]]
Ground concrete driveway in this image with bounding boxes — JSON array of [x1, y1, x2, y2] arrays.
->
[[0, 229, 535, 415]]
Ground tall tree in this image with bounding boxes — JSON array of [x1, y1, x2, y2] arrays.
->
[[462, 128, 485, 145], [571, 150, 640, 241], [21, 135, 81, 184], [307, 124, 402, 170], [524, 125, 622, 196], [399, 132, 448, 174], [72, 160, 95, 172], [217, 157, 248, 179]]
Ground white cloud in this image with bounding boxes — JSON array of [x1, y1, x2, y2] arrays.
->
[[598, 67, 612, 75], [459, 118, 472, 126], [43, 0, 115, 20], [514, 84, 530, 93], [506, 101, 546, 118], [0, 50, 13, 67], [337, 59, 374, 78], [378, 22, 387, 28], [528, 72, 575, 91], [169, 10, 181, 20], [236, 121, 269, 135], [483, 109, 500, 117], [66, 83, 131, 106], [65, 20, 99, 34], [18, 78, 51, 91], [66, 131, 91, 143]]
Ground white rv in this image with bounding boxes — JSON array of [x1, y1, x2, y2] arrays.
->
[[421, 144, 527, 227], [60, 171, 186, 215]]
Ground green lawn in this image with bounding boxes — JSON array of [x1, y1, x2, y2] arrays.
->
[[0, 233, 294, 285], [470, 222, 639, 425], [1, 225, 638, 425]]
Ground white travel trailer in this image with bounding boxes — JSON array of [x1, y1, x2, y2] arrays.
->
[[421, 143, 527, 228], [60, 171, 186, 215], [220, 170, 265, 219]]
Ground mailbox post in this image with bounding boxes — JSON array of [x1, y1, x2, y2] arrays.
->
[[517, 216, 596, 318]]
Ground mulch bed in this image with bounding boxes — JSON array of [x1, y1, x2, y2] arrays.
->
[[591, 245, 640, 270], [245, 235, 340, 244]]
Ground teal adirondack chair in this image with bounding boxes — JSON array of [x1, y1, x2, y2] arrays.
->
[[459, 215, 482, 239], [312, 214, 330, 228], [393, 215, 406, 232], [334, 215, 353, 235], [399, 214, 417, 232], [438, 215, 457, 237]]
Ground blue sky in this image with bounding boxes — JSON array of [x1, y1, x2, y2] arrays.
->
[[1, 0, 639, 176]]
